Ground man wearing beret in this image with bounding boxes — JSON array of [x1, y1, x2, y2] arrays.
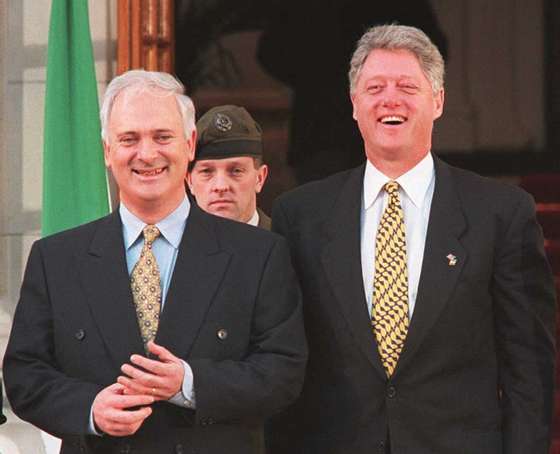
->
[[187, 105, 271, 230]]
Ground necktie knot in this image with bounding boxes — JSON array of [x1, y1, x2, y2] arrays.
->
[[384, 180, 400, 196], [143, 225, 160, 245]]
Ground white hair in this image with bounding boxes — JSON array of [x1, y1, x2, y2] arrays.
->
[[349, 24, 445, 95], [100, 69, 196, 141]]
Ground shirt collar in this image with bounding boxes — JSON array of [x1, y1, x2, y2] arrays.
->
[[363, 152, 434, 210], [120, 196, 190, 250], [247, 210, 259, 227]]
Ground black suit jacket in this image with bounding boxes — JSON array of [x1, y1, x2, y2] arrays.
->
[[3, 203, 307, 454], [267, 156, 556, 454]]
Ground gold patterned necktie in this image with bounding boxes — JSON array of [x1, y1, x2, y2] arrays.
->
[[131, 225, 162, 348], [372, 181, 409, 377]]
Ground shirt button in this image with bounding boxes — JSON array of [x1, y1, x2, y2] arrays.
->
[[386, 385, 397, 399], [216, 329, 228, 340]]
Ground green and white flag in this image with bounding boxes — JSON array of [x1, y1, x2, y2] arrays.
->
[[42, 0, 109, 237]]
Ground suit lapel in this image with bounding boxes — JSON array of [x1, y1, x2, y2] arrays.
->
[[80, 211, 145, 369], [395, 157, 467, 375], [155, 205, 231, 359], [321, 165, 387, 378]]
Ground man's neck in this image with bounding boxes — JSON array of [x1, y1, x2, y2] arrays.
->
[[120, 194, 186, 225], [366, 150, 430, 179]]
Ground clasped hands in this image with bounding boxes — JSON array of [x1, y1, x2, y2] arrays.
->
[[92, 341, 185, 436]]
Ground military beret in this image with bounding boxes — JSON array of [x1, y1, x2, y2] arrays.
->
[[195, 105, 263, 161]]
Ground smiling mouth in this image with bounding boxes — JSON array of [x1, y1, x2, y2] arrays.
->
[[379, 115, 407, 125], [133, 168, 165, 176]]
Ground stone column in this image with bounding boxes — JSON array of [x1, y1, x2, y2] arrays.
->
[[0, 1, 117, 452]]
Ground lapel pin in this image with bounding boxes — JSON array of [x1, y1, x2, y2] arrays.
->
[[446, 254, 457, 266]]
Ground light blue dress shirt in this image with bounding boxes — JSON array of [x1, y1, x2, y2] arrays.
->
[[120, 198, 189, 307], [119, 197, 195, 408], [88, 197, 196, 435]]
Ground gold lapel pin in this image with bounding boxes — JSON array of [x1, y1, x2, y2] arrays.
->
[[446, 254, 457, 266]]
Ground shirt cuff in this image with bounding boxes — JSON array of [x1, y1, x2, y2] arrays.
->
[[88, 406, 103, 436], [168, 360, 196, 408]]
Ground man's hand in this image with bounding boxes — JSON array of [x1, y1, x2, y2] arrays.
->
[[118, 341, 185, 401], [92, 383, 154, 436]]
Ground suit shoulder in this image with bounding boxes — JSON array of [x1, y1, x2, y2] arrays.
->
[[275, 166, 362, 217], [37, 214, 113, 250], [204, 210, 286, 251], [443, 161, 534, 209]]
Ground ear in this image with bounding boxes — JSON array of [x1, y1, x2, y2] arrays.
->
[[186, 129, 197, 162], [185, 170, 194, 193], [103, 141, 111, 168], [255, 164, 269, 194], [350, 93, 358, 121], [433, 88, 444, 120]]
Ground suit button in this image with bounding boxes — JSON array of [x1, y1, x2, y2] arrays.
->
[[75, 329, 86, 341], [216, 329, 228, 340], [378, 441, 385, 453], [386, 385, 397, 399], [207, 417, 215, 424], [200, 417, 207, 426], [175, 443, 184, 454]]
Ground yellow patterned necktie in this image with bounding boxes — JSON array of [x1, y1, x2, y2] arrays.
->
[[372, 181, 409, 377], [131, 225, 162, 348]]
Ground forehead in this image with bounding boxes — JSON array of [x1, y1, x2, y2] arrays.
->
[[359, 49, 428, 83], [193, 156, 255, 168], [109, 86, 183, 132]]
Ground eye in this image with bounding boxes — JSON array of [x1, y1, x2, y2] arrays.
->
[[366, 84, 382, 94], [119, 136, 137, 146], [155, 133, 173, 143], [230, 167, 245, 177], [400, 84, 419, 94]]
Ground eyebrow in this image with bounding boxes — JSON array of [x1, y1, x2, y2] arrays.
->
[[116, 128, 175, 136]]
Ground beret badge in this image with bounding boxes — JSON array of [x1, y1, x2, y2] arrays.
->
[[215, 113, 233, 132]]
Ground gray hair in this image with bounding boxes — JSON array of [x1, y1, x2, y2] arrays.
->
[[349, 24, 445, 95], [100, 69, 196, 141]]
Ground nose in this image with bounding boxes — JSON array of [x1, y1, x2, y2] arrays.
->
[[380, 86, 402, 108], [136, 139, 158, 162], [211, 171, 230, 193]]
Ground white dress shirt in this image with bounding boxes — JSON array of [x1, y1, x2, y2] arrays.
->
[[360, 153, 435, 319], [247, 210, 259, 226]]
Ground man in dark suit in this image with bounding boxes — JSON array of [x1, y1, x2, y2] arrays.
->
[[266, 25, 556, 454], [187, 105, 271, 230], [3, 70, 306, 454]]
